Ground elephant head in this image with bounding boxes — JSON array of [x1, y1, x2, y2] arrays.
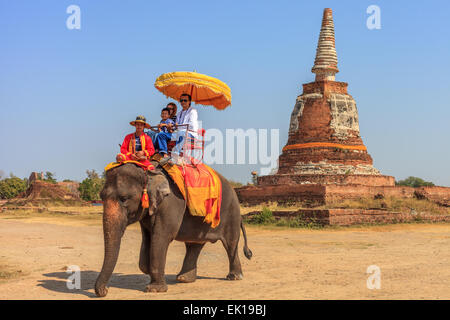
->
[[95, 163, 170, 297]]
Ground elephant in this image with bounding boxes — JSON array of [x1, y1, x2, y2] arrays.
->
[[94, 162, 252, 297]]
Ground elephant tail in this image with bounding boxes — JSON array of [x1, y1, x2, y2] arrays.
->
[[241, 219, 253, 260]]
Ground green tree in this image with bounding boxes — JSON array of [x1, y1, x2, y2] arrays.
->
[[86, 169, 99, 180], [44, 172, 57, 184], [0, 175, 28, 199], [396, 176, 435, 188], [78, 169, 105, 201]]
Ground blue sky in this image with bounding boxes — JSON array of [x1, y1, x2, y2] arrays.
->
[[1, 0, 449, 185]]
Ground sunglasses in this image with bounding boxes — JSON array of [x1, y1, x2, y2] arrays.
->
[[180, 99, 189, 102]]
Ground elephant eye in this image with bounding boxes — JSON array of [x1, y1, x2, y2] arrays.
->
[[118, 196, 127, 203]]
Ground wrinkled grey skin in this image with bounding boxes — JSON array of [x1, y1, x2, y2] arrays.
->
[[95, 162, 252, 297]]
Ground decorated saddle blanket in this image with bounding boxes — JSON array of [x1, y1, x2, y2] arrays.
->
[[157, 156, 222, 228], [104, 160, 155, 172]]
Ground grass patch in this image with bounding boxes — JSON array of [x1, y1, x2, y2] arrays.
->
[[4, 199, 89, 207], [0, 208, 103, 226], [240, 202, 289, 215], [274, 216, 323, 229], [0, 268, 23, 281], [239, 201, 317, 215], [244, 207, 324, 229], [0, 260, 25, 282], [319, 197, 449, 215], [240, 197, 449, 215], [241, 197, 450, 230]]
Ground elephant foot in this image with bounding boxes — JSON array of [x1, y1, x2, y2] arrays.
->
[[95, 285, 108, 297], [177, 268, 197, 283], [145, 282, 168, 293], [226, 272, 243, 281]]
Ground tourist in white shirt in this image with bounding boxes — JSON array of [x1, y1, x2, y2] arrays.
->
[[164, 93, 198, 164]]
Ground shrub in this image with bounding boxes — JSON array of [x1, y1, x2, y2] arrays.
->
[[43, 172, 57, 184], [396, 176, 435, 188], [250, 207, 276, 225], [0, 176, 27, 199]]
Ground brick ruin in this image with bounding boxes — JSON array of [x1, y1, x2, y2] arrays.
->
[[272, 8, 392, 185], [4, 172, 84, 207], [236, 8, 450, 224]]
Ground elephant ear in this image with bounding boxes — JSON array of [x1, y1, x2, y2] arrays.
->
[[147, 170, 171, 216]]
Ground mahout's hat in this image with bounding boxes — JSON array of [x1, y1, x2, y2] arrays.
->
[[130, 115, 150, 129]]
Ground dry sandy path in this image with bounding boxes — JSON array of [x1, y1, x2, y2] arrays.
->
[[1, 217, 450, 299]]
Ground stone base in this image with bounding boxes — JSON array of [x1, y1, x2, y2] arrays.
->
[[258, 174, 395, 187], [243, 209, 450, 226], [236, 184, 450, 206]]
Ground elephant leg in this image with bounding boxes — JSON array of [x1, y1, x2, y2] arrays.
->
[[145, 234, 171, 293], [138, 222, 150, 275], [222, 238, 243, 280], [177, 242, 205, 283]]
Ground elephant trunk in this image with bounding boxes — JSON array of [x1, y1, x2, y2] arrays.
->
[[95, 199, 127, 297]]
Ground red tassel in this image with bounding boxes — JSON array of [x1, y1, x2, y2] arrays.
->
[[141, 189, 149, 208]]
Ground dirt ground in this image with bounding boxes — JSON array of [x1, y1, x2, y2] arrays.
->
[[1, 211, 450, 300]]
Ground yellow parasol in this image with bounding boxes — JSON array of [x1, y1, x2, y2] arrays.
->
[[154, 71, 231, 110]]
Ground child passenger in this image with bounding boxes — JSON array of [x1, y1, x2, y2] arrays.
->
[[154, 108, 175, 158]]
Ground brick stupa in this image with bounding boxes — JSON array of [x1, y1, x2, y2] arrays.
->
[[237, 8, 395, 205]]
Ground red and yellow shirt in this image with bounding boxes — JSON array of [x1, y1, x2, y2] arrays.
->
[[117, 133, 155, 164]]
